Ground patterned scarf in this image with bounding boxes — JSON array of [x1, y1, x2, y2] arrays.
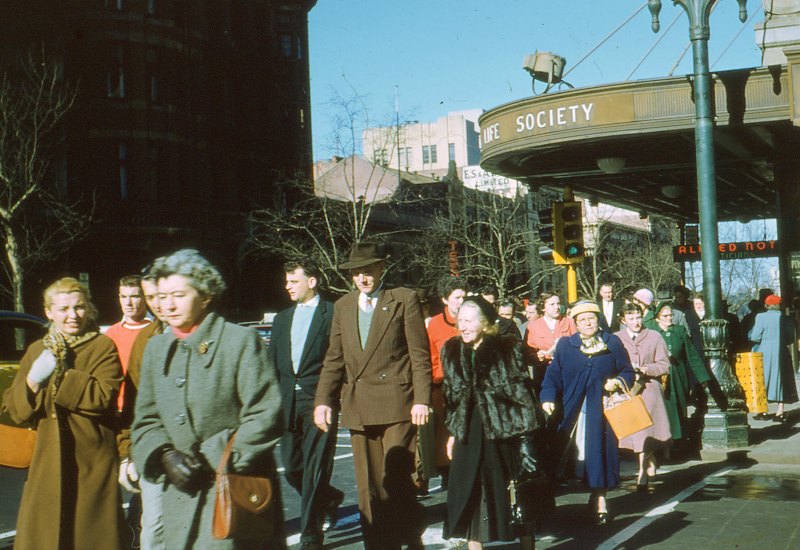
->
[[579, 334, 607, 356], [42, 321, 100, 400]]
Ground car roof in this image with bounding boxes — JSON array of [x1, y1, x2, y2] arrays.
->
[[0, 311, 47, 325]]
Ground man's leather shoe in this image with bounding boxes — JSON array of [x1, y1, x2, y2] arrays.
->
[[321, 490, 344, 532]]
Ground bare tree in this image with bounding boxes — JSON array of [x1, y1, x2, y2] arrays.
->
[[415, 180, 542, 301], [0, 53, 92, 312]]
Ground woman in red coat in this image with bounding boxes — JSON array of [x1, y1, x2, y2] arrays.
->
[[526, 292, 576, 393]]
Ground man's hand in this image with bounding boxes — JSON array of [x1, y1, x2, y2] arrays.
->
[[542, 402, 555, 415], [446, 436, 455, 460], [314, 405, 332, 432], [410, 404, 429, 425]]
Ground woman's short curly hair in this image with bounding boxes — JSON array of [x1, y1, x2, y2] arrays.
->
[[149, 249, 227, 301], [43, 277, 99, 321]]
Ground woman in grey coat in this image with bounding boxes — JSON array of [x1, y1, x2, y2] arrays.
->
[[132, 249, 285, 549]]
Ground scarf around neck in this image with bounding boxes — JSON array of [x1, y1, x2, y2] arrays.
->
[[42, 321, 100, 399]]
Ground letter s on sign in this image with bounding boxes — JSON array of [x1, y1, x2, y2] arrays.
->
[[516, 116, 524, 133]]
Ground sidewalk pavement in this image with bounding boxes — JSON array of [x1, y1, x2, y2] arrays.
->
[[701, 373, 800, 465]]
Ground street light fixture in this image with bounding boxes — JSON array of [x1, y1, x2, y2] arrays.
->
[[648, 0, 750, 449]]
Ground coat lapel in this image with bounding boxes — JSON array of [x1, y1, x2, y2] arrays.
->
[[358, 289, 399, 374]]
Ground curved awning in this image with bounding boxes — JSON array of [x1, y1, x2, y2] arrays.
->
[[479, 63, 799, 223]]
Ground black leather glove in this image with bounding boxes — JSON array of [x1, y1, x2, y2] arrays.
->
[[519, 435, 538, 476], [161, 447, 207, 492]]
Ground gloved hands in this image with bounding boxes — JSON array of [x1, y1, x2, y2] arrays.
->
[[27, 350, 57, 385], [604, 378, 624, 392], [118, 458, 141, 493], [518, 435, 539, 476], [542, 402, 555, 415], [161, 447, 210, 493]]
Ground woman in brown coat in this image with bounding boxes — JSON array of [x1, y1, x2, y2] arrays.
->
[[614, 302, 671, 490], [2, 277, 123, 550]]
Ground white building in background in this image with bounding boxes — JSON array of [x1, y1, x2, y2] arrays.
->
[[362, 110, 483, 177]]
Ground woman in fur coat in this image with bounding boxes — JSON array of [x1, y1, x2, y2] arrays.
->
[[443, 299, 546, 550]]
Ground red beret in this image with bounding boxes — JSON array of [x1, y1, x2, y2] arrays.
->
[[764, 294, 781, 306]]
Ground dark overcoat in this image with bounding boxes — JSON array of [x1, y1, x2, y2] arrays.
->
[[540, 331, 634, 489], [441, 334, 543, 541], [132, 312, 285, 549], [270, 299, 334, 430], [3, 335, 124, 550]]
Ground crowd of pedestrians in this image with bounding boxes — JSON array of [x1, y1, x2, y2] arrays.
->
[[2, 243, 797, 550]]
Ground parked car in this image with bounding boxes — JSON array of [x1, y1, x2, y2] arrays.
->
[[0, 311, 48, 426], [0, 311, 47, 545], [238, 313, 276, 347]]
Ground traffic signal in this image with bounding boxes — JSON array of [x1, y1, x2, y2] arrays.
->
[[552, 200, 584, 265], [537, 206, 554, 247]]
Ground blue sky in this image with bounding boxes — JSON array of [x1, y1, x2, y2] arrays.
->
[[308, 0, 765, 161]]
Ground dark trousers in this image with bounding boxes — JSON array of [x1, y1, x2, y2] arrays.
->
[[282, 397, 341, 544], [351, 421, 424, 550]]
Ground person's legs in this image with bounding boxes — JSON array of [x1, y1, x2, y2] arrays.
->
[[139, 476, 165, 550]]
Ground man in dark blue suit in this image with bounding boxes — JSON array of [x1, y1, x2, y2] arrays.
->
[[597, 283, 622, 333], [270, 260, 343, 550]]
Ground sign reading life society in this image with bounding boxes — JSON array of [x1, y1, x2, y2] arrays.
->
[[673, 241, 779, 262]]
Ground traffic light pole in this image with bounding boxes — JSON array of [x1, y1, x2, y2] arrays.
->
[[566, 264, 578, 303]]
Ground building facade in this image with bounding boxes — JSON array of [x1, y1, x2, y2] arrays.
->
[[0, 0, 316, 318]]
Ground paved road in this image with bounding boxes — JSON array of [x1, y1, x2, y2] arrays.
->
[[3, 420, 800, 549]]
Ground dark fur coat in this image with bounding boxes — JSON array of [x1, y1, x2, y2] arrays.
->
[[442, 333, 540, 441]]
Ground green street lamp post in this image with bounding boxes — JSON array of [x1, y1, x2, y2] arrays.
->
[[648, 0, 750, 448]]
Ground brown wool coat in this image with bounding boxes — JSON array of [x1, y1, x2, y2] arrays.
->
[[316, 287, 432, 429], [2, 335, 124, 550]]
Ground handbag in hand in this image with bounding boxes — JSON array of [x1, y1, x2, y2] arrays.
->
[[212, 434, 275, 540], [0, 424, 36, 469], [508, 433, 554, 526], [603, 379, 653, 440]]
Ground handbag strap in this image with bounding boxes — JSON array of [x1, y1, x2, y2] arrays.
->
[[217, 433, 236, 474]]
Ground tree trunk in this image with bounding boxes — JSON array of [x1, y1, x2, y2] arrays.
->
[[3, 224, 25, 312]]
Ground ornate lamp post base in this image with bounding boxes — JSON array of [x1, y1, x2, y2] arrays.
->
[[700, 319, 751, 449]]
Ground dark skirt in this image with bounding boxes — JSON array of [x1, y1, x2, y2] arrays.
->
[[445, 409, 529, 542]]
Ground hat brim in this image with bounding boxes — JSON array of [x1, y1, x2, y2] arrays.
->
[[338, 257, 387, 270]]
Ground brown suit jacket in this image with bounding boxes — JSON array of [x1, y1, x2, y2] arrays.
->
[[316, 286, 432, 430]]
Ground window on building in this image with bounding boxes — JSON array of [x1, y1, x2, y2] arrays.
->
[[146, 0, 157, 15], [449, 142, 456, 162], [423, 145, 437, 164], [106, 0, 125, 10], [280, 34, 293, 57], [373, 149, 388, 166], [107, 46, 125, 98], [147, 49, 160, 103], [398, 147, 411, 168], [299, 108, 305, 129], [296, 37, 303, 60], [118, 142, 129, 199]]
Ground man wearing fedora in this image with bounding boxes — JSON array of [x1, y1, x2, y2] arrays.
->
[[314, 242, 431, 549]]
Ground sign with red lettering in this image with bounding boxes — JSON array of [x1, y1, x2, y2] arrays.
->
[[673, 240, 778, 262]]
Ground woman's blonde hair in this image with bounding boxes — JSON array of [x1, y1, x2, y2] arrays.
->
[[43, 277, 98, 321]]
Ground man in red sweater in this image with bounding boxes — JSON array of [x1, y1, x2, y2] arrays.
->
[[104, 275, 152, 413], [424, 275, 466, 489]]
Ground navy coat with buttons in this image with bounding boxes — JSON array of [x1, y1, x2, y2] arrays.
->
[[540, 331, 634, 489], [132, 311, 284, 549]]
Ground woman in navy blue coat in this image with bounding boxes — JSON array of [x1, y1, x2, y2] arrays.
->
[[540, 301, 635, 525]]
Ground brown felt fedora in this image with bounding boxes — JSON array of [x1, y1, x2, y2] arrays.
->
[[339, 242, 388, 269]]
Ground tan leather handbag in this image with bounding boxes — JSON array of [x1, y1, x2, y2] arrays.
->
[[603, 380, 654, 440], [212, 434, 275, 540], [0, 424, 36, 468]]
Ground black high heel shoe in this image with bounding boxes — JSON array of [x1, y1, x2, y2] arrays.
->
[[636, 470, 649, 491], [774, 413, 789, 424], [595, 512, 610, 525]]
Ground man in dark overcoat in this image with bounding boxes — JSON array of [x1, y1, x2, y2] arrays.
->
[[314, 242, 432, 550], [270, 260, 344, 550]]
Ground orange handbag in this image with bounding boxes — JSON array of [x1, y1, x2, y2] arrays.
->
[[212, 434, 275, 540], [603, 380, 653, 440], [0, 424, 36, 468]]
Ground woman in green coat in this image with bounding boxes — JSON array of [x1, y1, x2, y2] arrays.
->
[[649, 302, 711, 441]]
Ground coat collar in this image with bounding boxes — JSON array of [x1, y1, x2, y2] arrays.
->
[[162, 311, 224, 373]]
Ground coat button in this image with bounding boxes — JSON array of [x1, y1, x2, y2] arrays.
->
[[175, 377, 186, 388], [175, 413, 186, 425], [51, 413, 56, 419]]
